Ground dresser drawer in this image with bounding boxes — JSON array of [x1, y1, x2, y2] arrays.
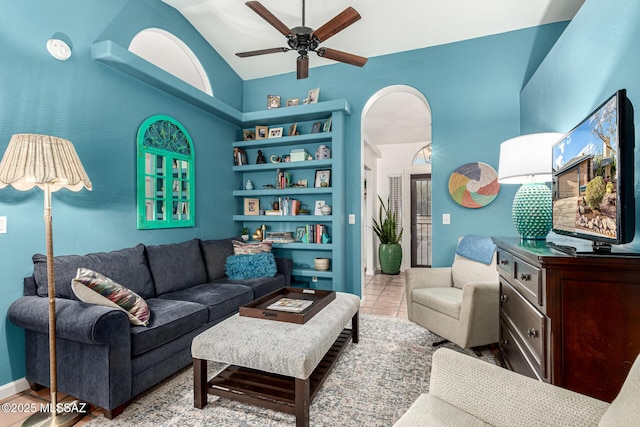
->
[[500, 317, 543, 381], [500, 280, 546, 376], [513, 257, 542, 307], [496, 249, 514, 277]]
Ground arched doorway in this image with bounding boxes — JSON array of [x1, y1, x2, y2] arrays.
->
[[360, 85, 432, 294]]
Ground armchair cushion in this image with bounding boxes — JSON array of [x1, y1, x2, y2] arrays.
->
[[412, 287, 461, 319], [451, 253, 497, 289]]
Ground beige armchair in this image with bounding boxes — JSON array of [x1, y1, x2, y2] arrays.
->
[[405, 248, 499, 349], [394, 348, 640, 426]]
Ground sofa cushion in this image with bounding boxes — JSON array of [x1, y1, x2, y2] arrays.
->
[[130, 298, 207, 356], [158, 282, 254, 322], [33, 244, 154, 300], [228, 274, 286, 299], [413, 287, 462, 319], [225, 252, 277, 280], [71, 268, 151, 326], [146, 239, 207, 295], [199, 238, 235, 281]]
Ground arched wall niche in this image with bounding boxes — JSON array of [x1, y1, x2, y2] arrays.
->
[[129, 28, 213, 96]]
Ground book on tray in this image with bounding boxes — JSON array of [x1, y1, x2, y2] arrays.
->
[[267, 298, 313, 313]]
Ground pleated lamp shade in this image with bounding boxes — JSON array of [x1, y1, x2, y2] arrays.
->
[[0, 133, 92, 192]]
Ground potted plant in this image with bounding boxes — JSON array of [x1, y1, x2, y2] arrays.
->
[[241, 227, 249, 242], [372, 195, 403, 274]]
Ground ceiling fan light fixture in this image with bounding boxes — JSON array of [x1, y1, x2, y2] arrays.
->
[[237, 1, 367, 79]]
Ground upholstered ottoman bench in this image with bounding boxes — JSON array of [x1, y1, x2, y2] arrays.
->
[[192, 292, 360, 427]]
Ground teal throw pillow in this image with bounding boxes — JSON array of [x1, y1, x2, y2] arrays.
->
[[225, 252, 277, 280]]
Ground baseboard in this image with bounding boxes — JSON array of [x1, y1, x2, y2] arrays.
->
[[0, 377, 30, 400]]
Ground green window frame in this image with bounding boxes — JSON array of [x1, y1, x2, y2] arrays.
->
[[137, 115, 195, 229]]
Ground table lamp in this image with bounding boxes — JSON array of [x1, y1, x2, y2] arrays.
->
[[0, 134, 92, 427], [497, 132, 563, 240]]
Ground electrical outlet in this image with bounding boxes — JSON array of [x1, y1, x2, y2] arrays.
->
[[0, 216, 6, 234], [312, 276, 318, 282]]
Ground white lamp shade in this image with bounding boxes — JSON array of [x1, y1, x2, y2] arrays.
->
[[497, 132, 564, 184], [0, 133, 92, 192]]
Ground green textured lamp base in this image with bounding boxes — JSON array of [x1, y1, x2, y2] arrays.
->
[[512, 183, 552, 240]]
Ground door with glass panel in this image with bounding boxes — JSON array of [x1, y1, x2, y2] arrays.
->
[[411, 174, 432, 267]]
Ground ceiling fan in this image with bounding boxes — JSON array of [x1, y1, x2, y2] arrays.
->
[[236, 0, 368, 79]]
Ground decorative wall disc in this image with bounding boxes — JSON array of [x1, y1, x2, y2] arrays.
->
[[448, 162, 500, 208]]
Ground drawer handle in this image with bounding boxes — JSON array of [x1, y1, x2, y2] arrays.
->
[[500, 294, 508, 302], [527, 328, 538, 338], [500, 259, 509, 266], [520, 273, 532, 281], [500, 339, 509, 346]]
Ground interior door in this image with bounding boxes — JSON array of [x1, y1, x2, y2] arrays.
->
[[411, 174, 431, 267]]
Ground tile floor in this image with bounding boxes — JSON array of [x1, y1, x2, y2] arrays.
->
[[0, 273, 407, 426], [360, 272, 407, 319]]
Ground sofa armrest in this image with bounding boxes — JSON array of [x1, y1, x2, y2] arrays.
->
[[8, 296, 131, 345], [429, 348, 610, 427], [275, 257, 293, 286]]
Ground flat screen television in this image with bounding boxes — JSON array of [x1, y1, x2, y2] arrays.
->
[[551, 89, 635, 254]]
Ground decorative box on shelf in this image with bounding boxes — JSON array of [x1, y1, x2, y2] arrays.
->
[[290, 149, 309, 162]]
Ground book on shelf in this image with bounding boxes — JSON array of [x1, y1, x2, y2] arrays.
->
[[263, 231, 295, 243], [267, 297, 313, 313], [295, 224, 331, 244]]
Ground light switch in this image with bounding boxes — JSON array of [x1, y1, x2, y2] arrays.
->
[[348, 214, 356, 224], [0, 216, 6, 233], [442, 213, 451, 225]]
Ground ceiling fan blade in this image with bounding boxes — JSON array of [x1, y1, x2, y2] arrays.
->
[[246, 1, 293, 36], [297, 56, 309, 79], [236, 47, 289, 58], [317, 47, 368, 67], [311, 7, 361, 43]]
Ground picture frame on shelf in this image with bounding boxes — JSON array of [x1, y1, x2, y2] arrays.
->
[[256, 126, 268, 139], [314, 200, 326, 215], [267, 95, 281, 109], [243, 129, 255, 141], [286, 98, 299, 107], [288, 123, 298, 136], [234, 148, 248, 165], [314, 169, 331, 187], [295, 226, 306, 242], [311, 122, 322, 133], [268, 127, 284, 138], [244, 198, 259, 216], [323, 117, 332, 132], [307, 87, 320, 103]]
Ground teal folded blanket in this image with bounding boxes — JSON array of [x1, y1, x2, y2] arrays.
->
[[455, 235, 496, 265]]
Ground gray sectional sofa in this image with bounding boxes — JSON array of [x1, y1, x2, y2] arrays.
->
[[8, 237, 292, 418]]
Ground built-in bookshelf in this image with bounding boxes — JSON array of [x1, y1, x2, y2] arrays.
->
[[233, 100, 350, 291]]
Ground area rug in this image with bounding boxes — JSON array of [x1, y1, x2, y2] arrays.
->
[[86, 315, 496, 427]]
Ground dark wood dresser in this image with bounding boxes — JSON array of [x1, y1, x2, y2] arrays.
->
[[492, 236, 640, 402]]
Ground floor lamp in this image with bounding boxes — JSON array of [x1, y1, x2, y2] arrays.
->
[[0, 134, 92, 427]]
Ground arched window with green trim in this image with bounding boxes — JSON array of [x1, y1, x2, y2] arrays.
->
[[137, 115, 195, 229]]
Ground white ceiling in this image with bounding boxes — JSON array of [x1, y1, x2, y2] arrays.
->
[[160, 0, 584, 147], [162, 0, 584, 81]]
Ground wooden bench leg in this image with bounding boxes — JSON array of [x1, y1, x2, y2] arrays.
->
[[193, 358, 207, 409], [352, 311, 359, 344], [295, 378, 310, 427]]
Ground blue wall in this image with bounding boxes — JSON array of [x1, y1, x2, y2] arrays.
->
[[244, 23, 568, 295], [521, 0, 640, 251], [0, 0, 242, 385]]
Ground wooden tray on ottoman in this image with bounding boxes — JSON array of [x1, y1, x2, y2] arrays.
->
[[239, 287, 335, 324]]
